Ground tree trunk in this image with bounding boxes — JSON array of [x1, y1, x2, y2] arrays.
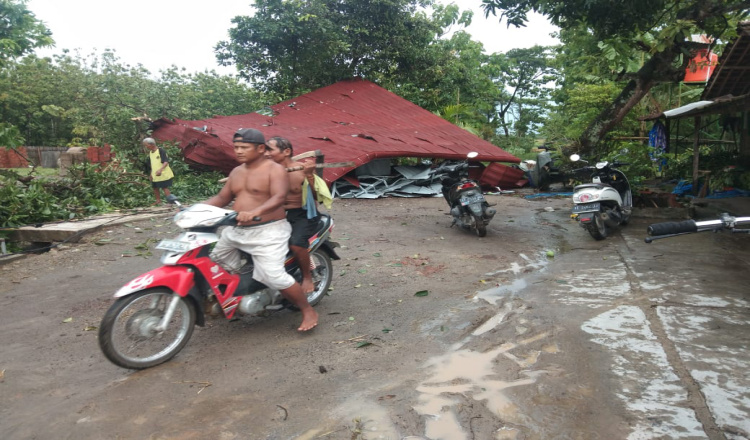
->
[[579, 46, 686, 154]]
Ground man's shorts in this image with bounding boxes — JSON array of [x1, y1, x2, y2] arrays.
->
[[152, 178, 173, 189], [286, 208, 319, 248], [210, 220, 295, 291]]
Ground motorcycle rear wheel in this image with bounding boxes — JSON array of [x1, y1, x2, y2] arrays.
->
[[474, 215, 487, 237], [99, 289, 196, 369], [585, 213, 608, 240]]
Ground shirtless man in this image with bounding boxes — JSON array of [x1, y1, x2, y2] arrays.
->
[[204, 128, 318, 331], [264, 136, 318, 294]]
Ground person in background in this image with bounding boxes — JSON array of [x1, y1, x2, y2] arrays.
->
[[142, 137, 174, 204], [204, 128, 318, 331], [264, 136, 318, 294]]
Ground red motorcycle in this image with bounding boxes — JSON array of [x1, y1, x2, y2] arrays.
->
[[98, 197, 339, 369]]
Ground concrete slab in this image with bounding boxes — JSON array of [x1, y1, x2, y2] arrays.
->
[[7, 207, 175, 243]]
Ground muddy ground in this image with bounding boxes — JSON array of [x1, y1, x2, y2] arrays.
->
[[1, 193, 749, 440]]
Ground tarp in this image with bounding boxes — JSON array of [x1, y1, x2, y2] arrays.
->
[[151, 78, 519, 184]]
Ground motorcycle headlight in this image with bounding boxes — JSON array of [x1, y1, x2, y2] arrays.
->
[[575, 192, 600, 203]]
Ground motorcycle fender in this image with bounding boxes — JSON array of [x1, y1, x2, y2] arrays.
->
[[320, 241, 341, 260], [114, 266, 196, 299], [468, 202, 484, 216], [578, 213, 594, 224]]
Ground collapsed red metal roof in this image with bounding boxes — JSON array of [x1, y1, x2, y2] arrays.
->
[[151, 78, 520, 184]]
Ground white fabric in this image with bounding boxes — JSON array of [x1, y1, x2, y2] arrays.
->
[[210, 220, 295, 290]]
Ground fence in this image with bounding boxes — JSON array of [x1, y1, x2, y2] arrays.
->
[[0, 145, 112, 169]]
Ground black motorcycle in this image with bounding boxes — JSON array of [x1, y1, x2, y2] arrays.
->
[[440, 152, 496, 237]]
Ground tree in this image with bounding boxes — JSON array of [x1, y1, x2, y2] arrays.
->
[[216, 0, 457, 99], [0, 50, 270, 150], [487, 46, 556, 138], [481, 0, 750, 153], [0, 0, 53, 67]]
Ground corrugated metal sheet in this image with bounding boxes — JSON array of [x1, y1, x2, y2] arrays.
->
[[152, 78, 519, 184], [479, 162, 527, 189]]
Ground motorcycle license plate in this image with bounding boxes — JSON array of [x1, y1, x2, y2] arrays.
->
[[460, 194, 484, 206], [572, 202, 600, 213], [155, 239, 191, 252]]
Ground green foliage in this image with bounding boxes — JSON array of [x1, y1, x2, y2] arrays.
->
[[487, 46, 558, 138], [494, 135, 537, 160], [216, 0, 446, 99], [0, 146, 223, 228], [665, 147, 748, 191], [542, 82, 623, 146], [0, 50, 271, 150], [483, 0, 749, 152], [0, 0, 53, 67], [0, 121, 23, 147]]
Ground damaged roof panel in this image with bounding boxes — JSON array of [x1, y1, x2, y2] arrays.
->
[[152, 78, 520, 183]]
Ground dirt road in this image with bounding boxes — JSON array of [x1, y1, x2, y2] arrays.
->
[[1, 195, 748, 439]]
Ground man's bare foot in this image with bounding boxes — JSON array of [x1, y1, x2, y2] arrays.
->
[[298, 309, 318, 332], [301, 278, 315, 294]]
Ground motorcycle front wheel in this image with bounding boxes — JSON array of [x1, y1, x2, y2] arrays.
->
[[99, 289, 196, 369], [585, 213, 608, 240]]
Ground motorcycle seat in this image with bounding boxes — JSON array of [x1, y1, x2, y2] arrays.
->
[[574, 183, 611, 191]]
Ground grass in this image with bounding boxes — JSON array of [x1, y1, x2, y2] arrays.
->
[[7, 167, 59, 177]]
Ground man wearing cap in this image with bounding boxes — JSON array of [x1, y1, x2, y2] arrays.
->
[[203, 128, 318, 331], [264, 136, 318, 295]]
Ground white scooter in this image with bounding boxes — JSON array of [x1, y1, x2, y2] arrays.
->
[[569, 152, 632, 240]]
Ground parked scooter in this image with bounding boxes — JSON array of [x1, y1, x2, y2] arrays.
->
[[570, 152, 633, 240], [440, 152, 496, 237], [645, 212, 750, 243], [98, 196, 339, 369]]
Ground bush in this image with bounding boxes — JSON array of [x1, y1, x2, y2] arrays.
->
[[0, 146, 224, 228]]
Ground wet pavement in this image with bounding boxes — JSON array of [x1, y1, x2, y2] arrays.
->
[[1, 196, 748, 439], [397, 215, 750, 439]]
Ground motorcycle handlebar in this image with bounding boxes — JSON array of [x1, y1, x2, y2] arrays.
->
[[645, 214, 750, 243], [226, 212, 262, 222], [647, 220, 697, 237]]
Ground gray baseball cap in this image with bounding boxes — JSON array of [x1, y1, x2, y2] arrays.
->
[[233, 128, 266, 144]]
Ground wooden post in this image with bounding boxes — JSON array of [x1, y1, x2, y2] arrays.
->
[[692, 116, 701, 196], [742, 110, 750, 157], [315, 152, 324, 177]]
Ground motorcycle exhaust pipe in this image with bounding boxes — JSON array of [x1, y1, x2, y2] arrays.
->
[[485, 207, 497, 219], [600, 212, 619, 228]]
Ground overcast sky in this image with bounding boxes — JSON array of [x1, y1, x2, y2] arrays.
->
[[27, 0, 559, 76]]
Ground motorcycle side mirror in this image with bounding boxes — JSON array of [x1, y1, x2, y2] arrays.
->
[[569, 154, 580, 162], [467, 152, 479, 159]]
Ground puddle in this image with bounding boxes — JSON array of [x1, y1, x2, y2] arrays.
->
[[317, 251, 557, 440], [474, 278, 528, 305], [472, 302, 513, 336], [410, 252, 557, 438], [475, 251, 551, 305], [413, 331, 553, 439], [301, 395, 401, 440], [483, 252, 549, 278]]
